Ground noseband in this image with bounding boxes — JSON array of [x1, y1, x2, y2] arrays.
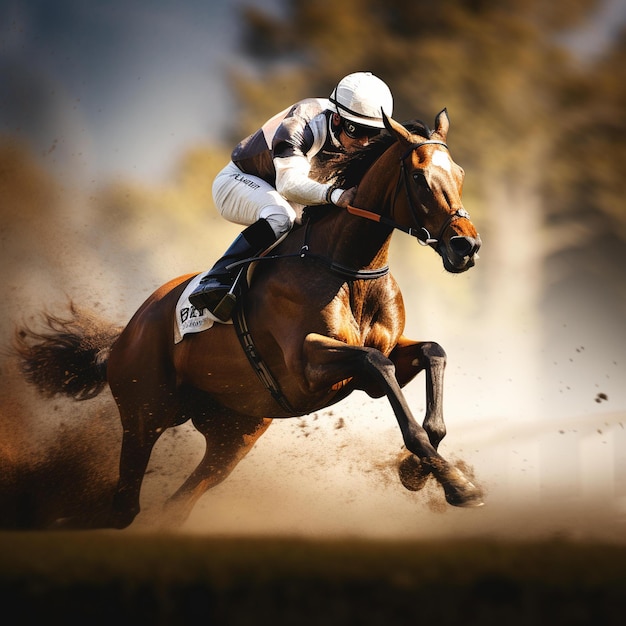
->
[[398, 140, 470, 246]]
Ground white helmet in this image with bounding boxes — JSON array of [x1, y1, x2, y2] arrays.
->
[[329, 72, 393, 129]]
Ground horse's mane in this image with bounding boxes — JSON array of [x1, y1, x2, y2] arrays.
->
[[331, 119, 431, 189], [302, 119, 431, 223]]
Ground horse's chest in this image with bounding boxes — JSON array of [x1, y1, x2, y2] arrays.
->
[[333, 300, 397, 354]]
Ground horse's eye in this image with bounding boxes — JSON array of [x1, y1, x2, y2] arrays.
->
[[412, 170, 427, 185]]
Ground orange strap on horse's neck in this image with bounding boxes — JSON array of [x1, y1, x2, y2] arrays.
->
[[346, 204, 418, 238], [346, 205, 382, 223]]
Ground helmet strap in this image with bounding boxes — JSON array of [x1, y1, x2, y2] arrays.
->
[[329, 95, 381, 125], [329, 112, 343, 142]]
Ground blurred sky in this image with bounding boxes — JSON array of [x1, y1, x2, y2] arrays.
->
[[2, 0, 625, 187], [0, 0, 283, 185]]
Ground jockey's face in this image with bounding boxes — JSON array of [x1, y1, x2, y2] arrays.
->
[[332, 113, 379, 152]]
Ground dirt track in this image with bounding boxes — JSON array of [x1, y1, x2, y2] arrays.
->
[[1, 532, 625, 626]]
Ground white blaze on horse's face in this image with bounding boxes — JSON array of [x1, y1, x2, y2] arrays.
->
[[431, 149, 451, 172]]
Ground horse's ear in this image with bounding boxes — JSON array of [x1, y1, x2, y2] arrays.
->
[[434, 108, 450, 141], [382, 109, 412, 142]]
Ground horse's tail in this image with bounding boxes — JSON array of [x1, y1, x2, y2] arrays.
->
[[13, 303, 124, 401]]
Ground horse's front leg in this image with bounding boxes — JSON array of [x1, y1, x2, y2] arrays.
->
[[387, 337, 448, 493], [302, 334, 483, 507], [389, 336, 447, 449]]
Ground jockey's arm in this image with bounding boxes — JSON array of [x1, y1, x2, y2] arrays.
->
[[274, 155, 330, 205], [274, 155, 354, 207]]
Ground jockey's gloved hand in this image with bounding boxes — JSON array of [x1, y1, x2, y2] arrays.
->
[[330, 186, 357, 208]]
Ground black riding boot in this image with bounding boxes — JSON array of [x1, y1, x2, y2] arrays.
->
[[189, 218, 277, 321]]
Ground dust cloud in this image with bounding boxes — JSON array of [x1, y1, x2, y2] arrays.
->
[[1, 140, 625, 543]]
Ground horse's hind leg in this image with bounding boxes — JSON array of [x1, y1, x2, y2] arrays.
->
[[101, 387, 179, 529], [161, 397, 272, 528], [106, 357, 180, 528], [109, 412, 165, 528]]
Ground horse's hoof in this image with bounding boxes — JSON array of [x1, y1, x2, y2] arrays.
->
[[425, 459, 485, 508], [443, 470, 485, 508], [397, 452, 430, 492], [445, 486, 485, 508]]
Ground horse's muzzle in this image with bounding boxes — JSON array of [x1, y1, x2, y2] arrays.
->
[[442, 234, 481, 273]]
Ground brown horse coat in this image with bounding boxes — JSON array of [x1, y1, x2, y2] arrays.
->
[[16, 111, 483, 529]]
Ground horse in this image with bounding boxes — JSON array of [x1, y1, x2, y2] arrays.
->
[[14, 110, 483, 530]]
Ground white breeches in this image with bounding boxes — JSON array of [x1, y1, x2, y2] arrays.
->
[[212, 161, 302, 238]]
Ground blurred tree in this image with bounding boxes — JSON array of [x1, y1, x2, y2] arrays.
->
[[226, 0, 625, 414], [89, 143, 241, 295], [0, 139, 82, 312], [543, 25, 626, 318]]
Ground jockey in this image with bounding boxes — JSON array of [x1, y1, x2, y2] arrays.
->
[[189, 71, 394, 321]]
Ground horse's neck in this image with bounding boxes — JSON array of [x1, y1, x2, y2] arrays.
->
[[305, 206, 393, 271], [325, 150, 400, 268], [288, 145, 401, 270]]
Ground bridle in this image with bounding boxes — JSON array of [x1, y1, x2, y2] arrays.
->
[[230, 139, 472, 413], [229, 140, 472, 282], [347, 139, 471, 248]]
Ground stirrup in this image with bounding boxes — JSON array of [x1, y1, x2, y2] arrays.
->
[[210, 267, 245, 322], [188, 275, 229, 312], [212, 293, 237, 322]]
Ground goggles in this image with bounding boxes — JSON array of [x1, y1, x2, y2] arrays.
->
[[341, 118, 382, 140]]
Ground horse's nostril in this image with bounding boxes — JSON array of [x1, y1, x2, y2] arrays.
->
[[450, 236, 477, 257]]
